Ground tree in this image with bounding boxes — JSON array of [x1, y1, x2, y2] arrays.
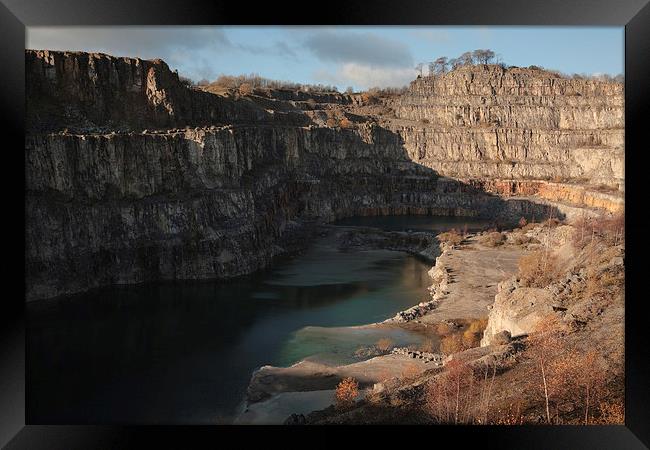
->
[[458, 51, 475, 66], [473, 49, 496, 65], [448, 58, 461, 70], [415, 63, 424, 77], [525, 315, 566, 423], [433, 57, 449, 75], [345, 86, 354, 94]]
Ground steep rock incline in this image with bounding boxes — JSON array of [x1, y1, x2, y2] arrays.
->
[[25, 51, 623, 300], [26, 50, 308, 132], [385, 65, 624, 193]]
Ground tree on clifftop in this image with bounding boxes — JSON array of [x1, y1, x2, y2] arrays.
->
[[473, 49, 496, 65]]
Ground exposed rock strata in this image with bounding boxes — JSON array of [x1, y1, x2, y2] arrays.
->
[[25, 50, 624, 300]]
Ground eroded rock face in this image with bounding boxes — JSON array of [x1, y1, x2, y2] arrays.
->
[[25, 51, 624, 300], [386, 65, 624, 192]]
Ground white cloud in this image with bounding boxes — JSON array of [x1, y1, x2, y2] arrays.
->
[[314, 63, 415, 90]]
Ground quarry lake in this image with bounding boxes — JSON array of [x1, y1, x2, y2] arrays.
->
[[27, 216, 491, 424]]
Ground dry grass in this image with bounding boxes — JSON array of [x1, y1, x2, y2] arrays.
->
[[517, 250, 561, 288], [462, 318, 489, 349], [440, 334, 464, 354], [572, 212, 624, 249], [436, 322, 455, 336], [511, 233, 539, 246], [376, 338, 395, 353], [479, 231, 505, 247], [438, 229, 464, 246]]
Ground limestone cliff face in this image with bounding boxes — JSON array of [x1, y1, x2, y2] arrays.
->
[[387, 65, 624, 192], [25, 51, 624, 300]]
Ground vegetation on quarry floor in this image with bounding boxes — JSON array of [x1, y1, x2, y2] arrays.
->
[[304, 212, 625, 425]]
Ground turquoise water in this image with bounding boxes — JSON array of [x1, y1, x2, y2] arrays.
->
[[26, 216, 486, 424]]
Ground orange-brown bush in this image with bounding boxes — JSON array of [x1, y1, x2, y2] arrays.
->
[[583, 266, 624, 302], [339, 117, 353, 129], [325, 117, 338, 128], [479, 232, 505, 247], [436, 322, 455, 336], [335, 377, 359, 410], [238, 83, 253, 95], [462, 318, 489, 348], [572, 211, 624, 248], [517, 250, 561, 288], [425, 359, 475, 424], [438, 229, 464, 246], [440, 334, 464, 354], [376, 337, 395, 353], [595, 400, 625, 424]]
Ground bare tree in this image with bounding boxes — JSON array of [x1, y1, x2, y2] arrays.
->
[[448, 57, 461, 70], [458, 51, 475, 66], [433, 56, 449, 74], [415, 63, 424, 77], [473, 49, 496, 64], [525, 315, 566, 423]]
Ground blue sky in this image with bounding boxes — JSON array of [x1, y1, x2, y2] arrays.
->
[[26, 26, 623, 90]]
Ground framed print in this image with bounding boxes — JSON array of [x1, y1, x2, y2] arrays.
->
[[1, 0, 648, 448]]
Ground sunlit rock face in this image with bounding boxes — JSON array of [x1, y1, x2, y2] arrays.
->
[[25, 51, 624, 300], [387, 65, 624, 191]]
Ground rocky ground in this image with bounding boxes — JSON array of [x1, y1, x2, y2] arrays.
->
[[236, 218, 625, 425]]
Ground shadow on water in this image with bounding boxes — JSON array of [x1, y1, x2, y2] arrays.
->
[[27, 222, 460, 424]]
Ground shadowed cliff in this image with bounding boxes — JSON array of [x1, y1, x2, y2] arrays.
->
[[26, 50, 623, 301]]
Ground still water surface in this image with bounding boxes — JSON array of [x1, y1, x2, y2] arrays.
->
[[27, 216, 488, 423]]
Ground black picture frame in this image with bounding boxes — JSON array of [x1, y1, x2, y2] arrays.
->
[[1, 0, 648, 448]]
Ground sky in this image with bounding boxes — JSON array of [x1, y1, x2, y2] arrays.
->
[[26, 26, 624, 91]]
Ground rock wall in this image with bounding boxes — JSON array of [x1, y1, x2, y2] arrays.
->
[[25, 51, 624, 300], [387, 65, 624, 191]]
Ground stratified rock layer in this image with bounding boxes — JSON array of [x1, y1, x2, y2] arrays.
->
[[25, 51, 624, 300]]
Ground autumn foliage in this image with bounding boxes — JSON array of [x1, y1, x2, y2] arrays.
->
[[335, 377, 359, 410]]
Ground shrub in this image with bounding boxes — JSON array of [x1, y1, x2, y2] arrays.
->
[[518, 217, 528, 228], [238, 83, 253, 95], [595, 401, 625, 424], [480, 231, 505, 247], [339, 117, 353, 129], [438, 229, 464, 246], [462, 318, 488, 348], [376, 337, 395, 353], [440, 334, 464, 354], [335, 377, 359, 410], [325, 117, 338, 128], [572, 212, 624, 248], [517, 250, 561, 288], [511, 233, 539, 246], [436, 322, 455, 336], [584, 266, 624, 301]]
